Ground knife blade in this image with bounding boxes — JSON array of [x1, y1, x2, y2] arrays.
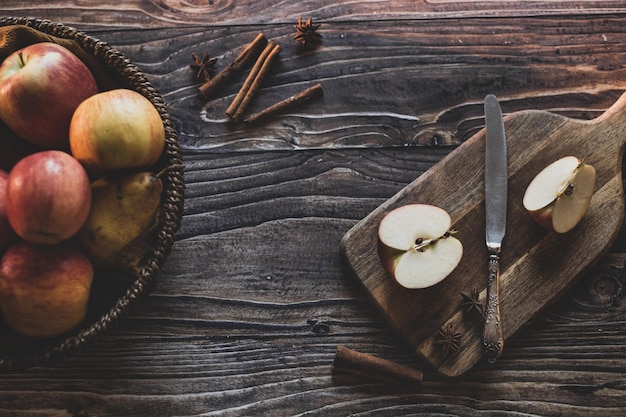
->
[[483, 94, 507, 363]]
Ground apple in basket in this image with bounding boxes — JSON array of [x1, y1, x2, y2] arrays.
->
[[0, 42, 98, 149], [523, 156, 596, 233], [0, 241, 93, 339], [6, 150, 91, 245], [69, 88, 165, 174], [378, 204, 463, 289]]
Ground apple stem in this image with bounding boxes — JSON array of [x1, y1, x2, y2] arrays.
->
[[17, 52, 25, 68]]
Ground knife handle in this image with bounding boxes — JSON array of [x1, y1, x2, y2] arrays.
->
[[483, 249, 504, 363]]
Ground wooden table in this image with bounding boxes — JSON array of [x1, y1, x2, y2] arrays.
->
[[2, 1, 626, 415]]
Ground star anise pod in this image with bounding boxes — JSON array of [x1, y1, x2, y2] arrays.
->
[[190, 51, 218, 81], [294, 17, 322, 47], [460, 286, 484, 317], [435, 323, 463, 358]]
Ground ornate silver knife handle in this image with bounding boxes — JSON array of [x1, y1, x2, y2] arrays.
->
[[483, 248, 504, 363]]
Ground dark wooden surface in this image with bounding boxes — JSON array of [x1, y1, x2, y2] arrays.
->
[[2, 1, 626, 416]]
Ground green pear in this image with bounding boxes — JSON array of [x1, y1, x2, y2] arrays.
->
[[78, 171, 162, 270]]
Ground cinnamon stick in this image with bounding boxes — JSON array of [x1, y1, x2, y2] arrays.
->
[[244, 83, 323, 125], [229, 42, 282, 121], [198, 33, 268, 98], [332, 345, 423, 387], [226, 41, 277, 119]]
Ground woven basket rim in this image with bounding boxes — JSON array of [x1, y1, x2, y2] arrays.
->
[[0, 17, 185, 371]]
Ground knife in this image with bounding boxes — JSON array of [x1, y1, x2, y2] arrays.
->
[[483, 94, 507, 363]]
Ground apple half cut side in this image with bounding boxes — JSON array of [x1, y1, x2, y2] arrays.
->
[[377, 204, 463, 289], [522, 156, 596, 233]]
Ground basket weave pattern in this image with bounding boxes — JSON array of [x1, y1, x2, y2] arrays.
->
[[0, 17, 185, 370]]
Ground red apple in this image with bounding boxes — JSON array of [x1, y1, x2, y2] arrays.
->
[[69, 88, 165, 173], [6, 150, 91, 244], [0, 241, 93, 339], [0, 42, 98, 149], [0, 170, 18, 252]]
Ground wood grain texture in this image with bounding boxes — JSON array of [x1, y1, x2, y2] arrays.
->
[[2, 1, 626, 28], [1, 1, 626, 416], [82, 15, 626, 153], [0, 14, 620, 153]]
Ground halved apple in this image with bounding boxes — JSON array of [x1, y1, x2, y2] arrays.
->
[[377, 204, 463, 289], [522, 156, 596, 233]]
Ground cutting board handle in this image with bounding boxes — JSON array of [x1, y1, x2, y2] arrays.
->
[[594, 90, 626, 127], [575, 90, 626, 153]]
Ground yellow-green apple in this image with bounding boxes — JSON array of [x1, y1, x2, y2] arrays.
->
[[6, 150, 91, 244], [0, 42, 98, 149], [378, 204, 463, 289], [0, 241, 93, 339], [523, 156, 596, 233], [69, 88, 165, 173], [0, 170, 18, 252]]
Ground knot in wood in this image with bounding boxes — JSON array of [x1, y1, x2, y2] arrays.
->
[[586, 266, 623, 308], [308, 319, 331, 336], [567, 262, 625, 312]]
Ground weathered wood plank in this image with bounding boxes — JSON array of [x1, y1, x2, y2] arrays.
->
[[50, 15, 626, 153], [2, 1, 626, 28]]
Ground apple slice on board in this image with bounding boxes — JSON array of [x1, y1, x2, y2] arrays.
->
[[378, 204, 462, 289], [523, 156, 596, 233]]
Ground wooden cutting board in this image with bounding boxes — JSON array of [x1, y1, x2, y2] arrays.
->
[[340, 92, 626, 377]]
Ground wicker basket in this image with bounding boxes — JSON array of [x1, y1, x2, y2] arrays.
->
[[0, 17, 185, 370]]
